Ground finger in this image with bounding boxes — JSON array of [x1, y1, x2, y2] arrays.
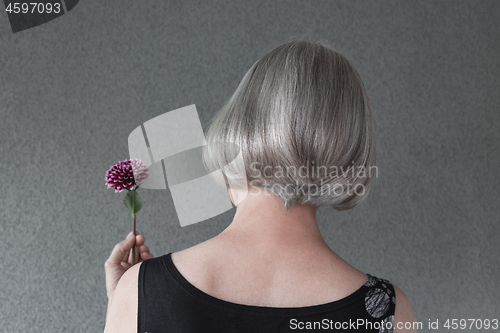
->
[[138, 243, 154, 258], [121, 233, 137, 262], [137, 253, 154, 263], [139, 248, 154, 260], [135, 234, 146, 247], [120, 245, 132, 263], [139, 244, 150, 253], [131, 245, 151, 263], [106, 233, 136, 266], [139, 252, 154, 261], [128, 243, 141, 263], [121, 260, 132, 270]]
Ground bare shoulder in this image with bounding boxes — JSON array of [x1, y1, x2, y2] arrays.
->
[[171, 237, 222, 272], [393, 284, 418, 333], [103, 262, 142, 333], [170, 242, 218, 288]]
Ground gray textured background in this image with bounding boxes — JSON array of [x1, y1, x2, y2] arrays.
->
[[1, 1, 499, 332]]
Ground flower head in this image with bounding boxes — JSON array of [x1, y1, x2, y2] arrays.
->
[[105, 159, 149, 193]]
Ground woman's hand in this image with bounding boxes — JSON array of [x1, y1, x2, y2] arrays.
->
[[104, 231, 154, 301]]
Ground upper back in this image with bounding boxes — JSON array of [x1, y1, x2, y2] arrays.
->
[[170, 244, 369, 308], [137, 243, 398, 333]]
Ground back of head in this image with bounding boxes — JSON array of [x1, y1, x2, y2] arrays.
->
[[203, 38, 376, 211]]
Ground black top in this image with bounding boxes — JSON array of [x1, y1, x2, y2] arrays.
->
[[138, 253, 396, 333]]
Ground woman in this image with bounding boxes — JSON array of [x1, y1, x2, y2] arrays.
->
[[104, 39, 417, 333]]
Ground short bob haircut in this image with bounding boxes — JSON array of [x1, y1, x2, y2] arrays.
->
[[202, 38, 376, 211]]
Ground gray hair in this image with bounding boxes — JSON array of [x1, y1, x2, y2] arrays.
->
[[203, 38, 376, 211]]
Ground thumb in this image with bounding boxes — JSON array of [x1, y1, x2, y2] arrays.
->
[[127, 230, 140, 239], [124, 232, 136, 249], [106, 232, 137, 267]]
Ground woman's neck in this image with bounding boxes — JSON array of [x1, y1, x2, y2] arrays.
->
[[216, 188, 330, 256]]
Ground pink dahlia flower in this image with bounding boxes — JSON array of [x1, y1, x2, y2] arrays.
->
[[105, 159, 149, 193]]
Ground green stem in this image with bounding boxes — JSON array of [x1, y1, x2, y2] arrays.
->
[[131, 214, 136, 265]]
